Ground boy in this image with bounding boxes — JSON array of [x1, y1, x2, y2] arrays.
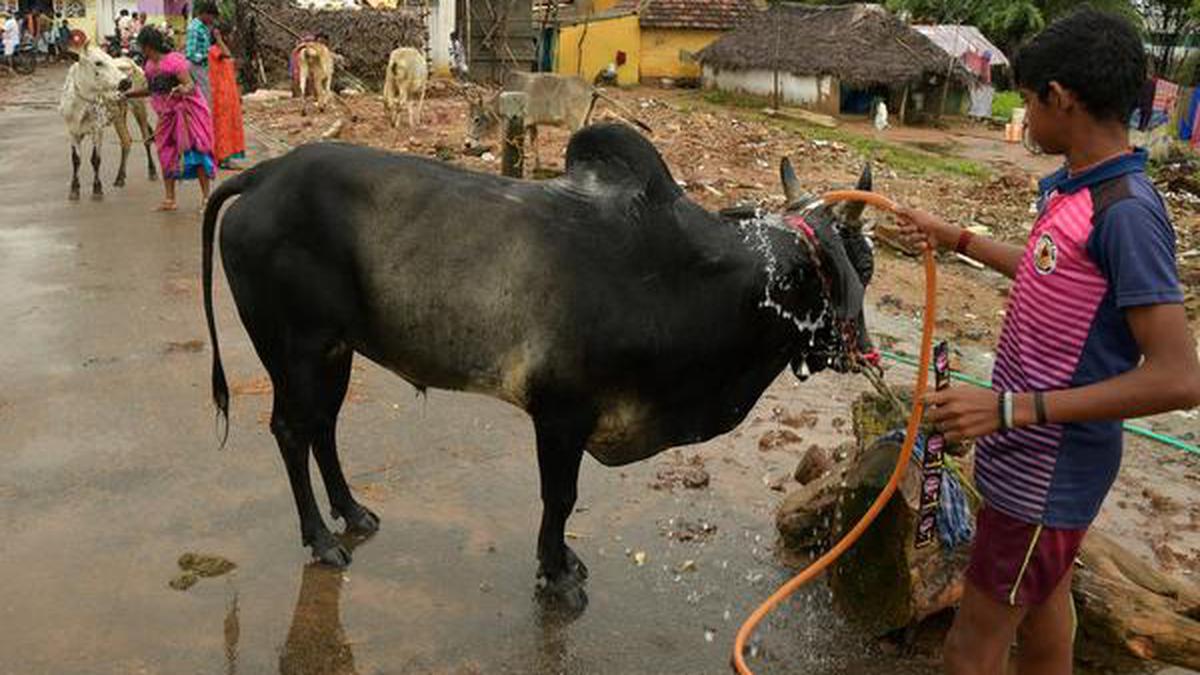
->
[[898, 9, 1200, 675], [185, 0, 218, 104]]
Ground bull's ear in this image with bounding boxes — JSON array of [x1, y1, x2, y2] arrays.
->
[[856, 162, 872, 191], [780, 157, 802, 205]]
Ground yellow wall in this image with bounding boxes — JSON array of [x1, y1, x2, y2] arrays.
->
[[555, 14, 640, 86], [64, 0, 98, 43], [640, 27, 723, 79]]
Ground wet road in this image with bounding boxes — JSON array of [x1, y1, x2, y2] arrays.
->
[[0, 70, 934, 675]]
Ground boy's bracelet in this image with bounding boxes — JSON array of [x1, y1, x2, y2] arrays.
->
[[998, 391, 1014, 431], [955, 228, 974, 255], [1034, 391, 1048, 425]]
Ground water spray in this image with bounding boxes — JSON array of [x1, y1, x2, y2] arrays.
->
[[732, 190, 937, 675]]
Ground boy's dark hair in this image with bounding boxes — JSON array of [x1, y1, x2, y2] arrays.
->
[[1013, 7, 1147, 122], [194, 1, 217, 17]]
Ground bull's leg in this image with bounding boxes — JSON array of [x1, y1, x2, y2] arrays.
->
[[532, 411, 593, 612], [69, 142, 81, 201], [529, 125, 541, 172], [90, 141, 104, 199], [310, 349, 380, 536], [415, 85, 425, 127], [111, 105, 132, 188], [130, 100, 158, 180], [270, 367, 352, 568], [299, 61, 310, 117]]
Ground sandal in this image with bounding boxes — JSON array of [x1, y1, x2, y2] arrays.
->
[[155, 200, 178, 212]]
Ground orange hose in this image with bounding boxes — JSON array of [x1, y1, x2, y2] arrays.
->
[[732, 190, 937, 674]]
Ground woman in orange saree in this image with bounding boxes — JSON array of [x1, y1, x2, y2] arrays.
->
[[208, 26, 245, 169]]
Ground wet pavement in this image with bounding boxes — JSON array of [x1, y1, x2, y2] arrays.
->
[[0, 69, 1189, 675]]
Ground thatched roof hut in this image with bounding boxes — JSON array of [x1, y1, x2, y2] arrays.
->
[[697, 3, 972, 89]]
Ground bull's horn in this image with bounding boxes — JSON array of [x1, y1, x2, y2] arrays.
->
[[780, 157, 802, 205], [839, 162, 873, 223]]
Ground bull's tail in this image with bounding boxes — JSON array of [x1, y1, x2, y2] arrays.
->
[[591, 89, 653, 133], [203, 169, 256, 446]]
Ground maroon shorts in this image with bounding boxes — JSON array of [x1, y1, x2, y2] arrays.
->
[[966, 506, 1087, 607]]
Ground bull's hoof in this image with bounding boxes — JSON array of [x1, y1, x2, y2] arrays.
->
[[310, 533, 352, 568], [565, 546, 589, 581], [114, 176, 126, 188], [148, 172, 158, 182], [535, 575, 589, 616], [333, 502, 380, 535], [69, 189, 81, 201], [90, 191, 104, 202]]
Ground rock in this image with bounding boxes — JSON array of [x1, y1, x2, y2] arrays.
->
[[794, 444, 833, 485], [243, 89, 292, 103], [758, 428, 803, 452]]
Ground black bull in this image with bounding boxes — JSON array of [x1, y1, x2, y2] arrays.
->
[[202, 124, 875, 610]]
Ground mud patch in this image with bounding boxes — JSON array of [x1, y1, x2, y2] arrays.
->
[[163, 278, 197, 296], [661, 518, 718, 543], [650, 452, 710, 490], [758, 428, 803, 452], [169, 552, 237, 591], [163, 340, 205, 355], [231, 376, 272, 396]]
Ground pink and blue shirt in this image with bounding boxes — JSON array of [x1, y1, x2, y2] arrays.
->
[[976, 150, 1184, 529]]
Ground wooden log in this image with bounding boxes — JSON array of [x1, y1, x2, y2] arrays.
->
[[1075, 531, 1200, 670]]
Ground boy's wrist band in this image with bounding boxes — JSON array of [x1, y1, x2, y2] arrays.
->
[[998, 391, 1007, 431], [999, 391, 1014, 431], [1034, 391, 1048, 425], [955, 228, 974, 255]]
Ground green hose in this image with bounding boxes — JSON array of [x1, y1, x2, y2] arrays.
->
[[880, 349, 1200, 457]]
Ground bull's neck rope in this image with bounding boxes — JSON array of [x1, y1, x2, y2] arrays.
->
[[783, 212, 863, 366]]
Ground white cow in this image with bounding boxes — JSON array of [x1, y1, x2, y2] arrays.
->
[[383, 46, 427, 128], [59, 44, 156, 200]]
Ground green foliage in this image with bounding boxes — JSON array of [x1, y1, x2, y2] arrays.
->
[[991, 90, 1022, 121], [695, 91, 990, 179]]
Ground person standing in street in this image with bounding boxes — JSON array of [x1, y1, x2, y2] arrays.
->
[[208, 22, 245, 170], [184, 1, 217, 105], [125, 25, 216, 211]]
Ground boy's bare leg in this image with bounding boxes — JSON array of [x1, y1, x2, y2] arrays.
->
[[1015, 569, 1075, 675], [945, 581, 1026, 675]]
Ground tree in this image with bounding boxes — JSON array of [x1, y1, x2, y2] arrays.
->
[[883, 0, 1044, 53], [1136, 0, 1198, 75]]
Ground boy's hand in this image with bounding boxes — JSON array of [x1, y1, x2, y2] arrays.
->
[[925, 387, 1001, 442], [896, 207, 961, 251]]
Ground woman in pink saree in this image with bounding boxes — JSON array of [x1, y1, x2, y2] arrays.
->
[[125, 26, 216, 211]]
